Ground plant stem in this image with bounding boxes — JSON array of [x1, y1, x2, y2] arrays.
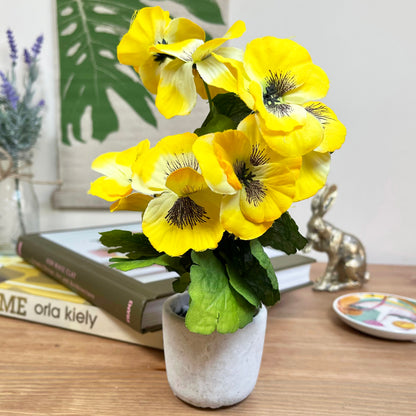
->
[[203, 81, 214, 113]]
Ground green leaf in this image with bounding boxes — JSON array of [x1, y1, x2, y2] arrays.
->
[[194, 107, 236, 136], [186, 251, 256, 334], [250, 240, 279, 290], [172, 272, 191, 293], [57, 0, 157, 144], [259, 212, 308, 254], [222, 239, 280, 307], [109, 253, 178, 272], [226, 262, 261, 308], [213, 236, 279, 307], [150, 0, 225, 24], [212, 93, 252, 125], [99, 230, 159, 259]]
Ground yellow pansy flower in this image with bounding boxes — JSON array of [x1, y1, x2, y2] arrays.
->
[[221, 37, 331, 156], [194, 122, 300, 240], [89, 141, 149, 201], [117, 6, 205, 94], [150, 21, 245, 118], [88, 141, 152, 212], [133, 133, 224, 256]]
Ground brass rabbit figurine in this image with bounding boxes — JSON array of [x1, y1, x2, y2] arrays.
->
[[305, 184, 370, 292]]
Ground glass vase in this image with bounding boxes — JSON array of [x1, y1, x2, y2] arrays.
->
[[0, 155, 39, 254]]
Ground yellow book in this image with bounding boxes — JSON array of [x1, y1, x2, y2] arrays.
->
[[0, 256, 163, 349]]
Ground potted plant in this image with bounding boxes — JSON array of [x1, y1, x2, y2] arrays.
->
[[0, 30, 44, 253], [89, 6, 346, 408]]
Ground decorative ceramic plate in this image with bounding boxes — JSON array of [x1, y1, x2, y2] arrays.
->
[[333, 292, 416, 340]]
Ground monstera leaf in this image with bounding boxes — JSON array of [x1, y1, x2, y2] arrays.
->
[[57, 0, 155, 144], [149, 0, 225, 25], [56, 0, 226, 145]]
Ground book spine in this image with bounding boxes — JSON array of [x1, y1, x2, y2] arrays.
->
[[0, 287, 163, 349], [16, 235, 153, 333]]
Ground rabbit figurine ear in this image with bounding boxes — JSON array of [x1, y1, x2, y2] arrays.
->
[[320, 184, 338, 215], [311, 184, 338, 216]]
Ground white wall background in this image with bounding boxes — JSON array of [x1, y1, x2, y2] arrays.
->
[[1, 0, 415, 265]]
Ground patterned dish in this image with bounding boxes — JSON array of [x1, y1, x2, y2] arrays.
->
[[333, 292, 416, 340]]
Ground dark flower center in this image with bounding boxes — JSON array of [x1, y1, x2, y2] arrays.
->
[[154, 39, 175, 64], [263, 70, 297, 116], [250, 144, 270, 166], [165, 153, 199, 176], [165, 196, 209, 229], [305, 103, 333, 126], [233, 158, 266, 206]]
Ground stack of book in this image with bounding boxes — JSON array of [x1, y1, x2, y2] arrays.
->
[[0, 256, 164, 349], [0, 224, 315, 348]]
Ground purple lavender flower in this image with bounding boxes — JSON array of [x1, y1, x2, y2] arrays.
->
[[37, 99, 45, 107], [6, 29, 18, 64], [24, 48, 32, 65], [0, 71, 19, 109], [31, 35, 43, 59]]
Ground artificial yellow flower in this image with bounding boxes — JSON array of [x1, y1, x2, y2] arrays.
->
[[193, 123, 300, 240], [88, 141, 153, 213], [117, 6, 205, 94], [89, 141, 150, 201], [150, 21, 245, 118], [133, 133, 224, 256], [220, 37, 331, 156]]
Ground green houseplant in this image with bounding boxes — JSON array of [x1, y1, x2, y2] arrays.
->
[[89, 6, 346, 407]]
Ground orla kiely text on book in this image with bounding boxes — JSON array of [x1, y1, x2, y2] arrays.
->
[[0, 257, 163, 349]]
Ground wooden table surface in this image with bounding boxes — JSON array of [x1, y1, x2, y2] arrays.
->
[[1, 263, 415, 415]]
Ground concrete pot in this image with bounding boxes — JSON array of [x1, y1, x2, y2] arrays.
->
[[162, 292, 267, 408]]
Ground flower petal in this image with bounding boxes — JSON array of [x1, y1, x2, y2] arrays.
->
[[165, 17, 205, 43], [192, 20, 246, 62], [193, 133, 239, 195], [193, 69, 227, 99], [88, 177, 131, 201], [165, 167, 207, 196], [238, 113, 302, 177], [251, 81, 307, 132], [156, 60, 196, 118], [240, 163, 296, 223], [142, 190, 224, 256], [294, 151, 331, 201], [133, 132, 199, 193], [151, 38, 203, 61], [213, 52, 254, 108], [138, 57, 165, 94], [257, 111, 324, 157], [304, 102, 346, 153], [197, 55, 239, 93], [117, 6, 170, 68], [91, 141, 149, 187], [244, 37, 329, 101], [110, 192, 153, 212], [221, 193, 273, 240]]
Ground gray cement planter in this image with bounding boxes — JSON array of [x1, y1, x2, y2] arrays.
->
[[162, 292, 267, 408]]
